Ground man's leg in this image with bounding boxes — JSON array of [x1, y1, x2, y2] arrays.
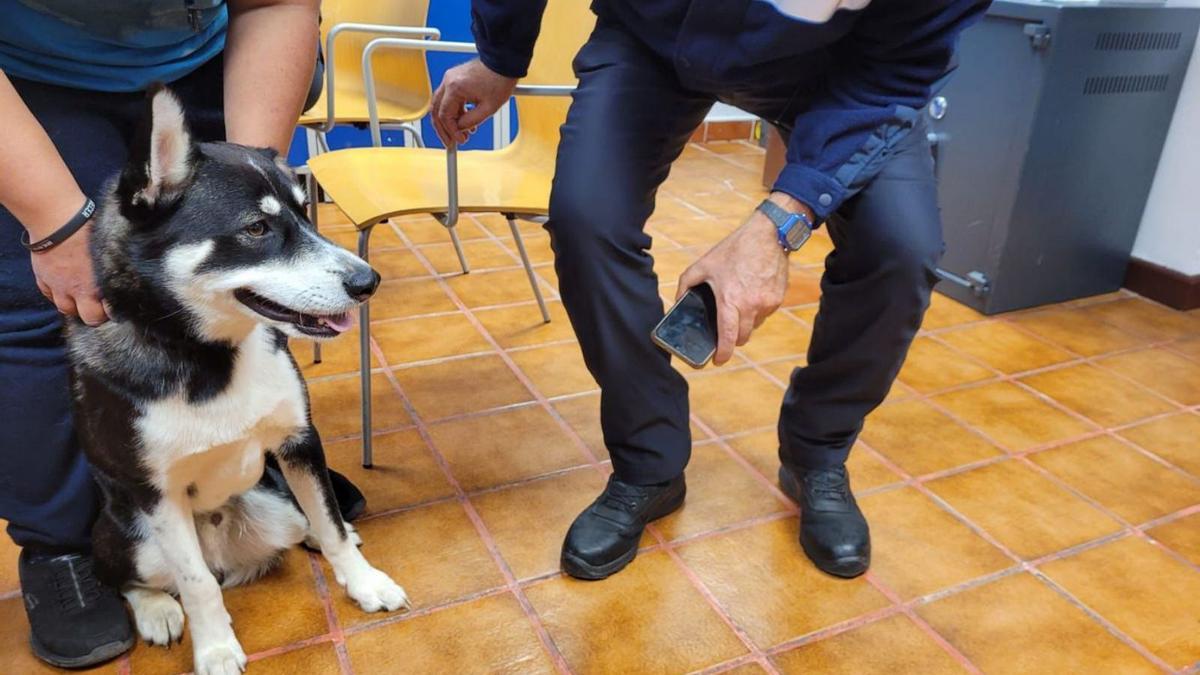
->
[[546, 21, 712, 580], [777, 124, 944, 577]]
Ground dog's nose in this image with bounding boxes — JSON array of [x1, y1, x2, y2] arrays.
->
[[343, 267, 381, 302]]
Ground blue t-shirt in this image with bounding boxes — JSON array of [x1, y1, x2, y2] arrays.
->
[[0, 0, 227, 92]]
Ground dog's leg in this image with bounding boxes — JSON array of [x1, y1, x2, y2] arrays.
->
[[124, 587, 185, 646], [275, 431, 409, 612], [146, 495, 246, 675]]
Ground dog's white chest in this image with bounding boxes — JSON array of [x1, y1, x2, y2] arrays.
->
[[137, 328, 305, 506]]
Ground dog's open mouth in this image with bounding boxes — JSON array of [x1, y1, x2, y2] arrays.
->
[[234, 289, 355, 337]]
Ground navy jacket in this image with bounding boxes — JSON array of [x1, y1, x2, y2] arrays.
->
[[471, 0, 990, 221]]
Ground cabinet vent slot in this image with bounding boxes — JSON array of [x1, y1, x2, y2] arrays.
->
[[1083, 74, 1169, 95], [1095, 31, 1182, 51]]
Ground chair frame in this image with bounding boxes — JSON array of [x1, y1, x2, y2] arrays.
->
[[304, 22, 441, 364], [348, 36, 573, 467]]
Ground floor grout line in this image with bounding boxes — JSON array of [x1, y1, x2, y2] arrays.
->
[[381, 221, 581, 674], [306, 550, 353, 675], [857, 338, 1196, 670], [339, 585, 512, 638], [740, 345, 1198, 671], [863, 572, 984, 675], [685, 381, 988, 674], [391, 214, 785, 674], [369, 230, 1196, 672], [306, 203, 1200, 672]]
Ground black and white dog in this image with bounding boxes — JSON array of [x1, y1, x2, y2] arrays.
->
[[66, 87, 407, 675]]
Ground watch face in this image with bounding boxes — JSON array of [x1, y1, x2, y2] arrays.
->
[[786, 222, 811, 250]]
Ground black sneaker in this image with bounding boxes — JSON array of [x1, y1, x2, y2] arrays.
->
[[18, 549, 133, 669], [561, 474, 686, 580], [779, 464, 871, 578]]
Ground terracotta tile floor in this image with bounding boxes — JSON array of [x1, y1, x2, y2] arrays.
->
[[3, 139, 1200, 674]]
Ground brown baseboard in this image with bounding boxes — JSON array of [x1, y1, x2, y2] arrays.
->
[[690, 120, 756, 143], [1123, 257, 1200, 310]]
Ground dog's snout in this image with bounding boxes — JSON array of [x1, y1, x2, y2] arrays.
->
[[343, 267, 381, 302]]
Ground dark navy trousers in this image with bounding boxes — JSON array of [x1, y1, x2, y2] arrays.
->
[[546, 21, 944, 485], [0, 58, 225, 550]]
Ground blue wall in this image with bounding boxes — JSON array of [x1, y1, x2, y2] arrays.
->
[[287, 0, 506, 166]]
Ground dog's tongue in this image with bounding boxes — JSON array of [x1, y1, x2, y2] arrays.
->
[[318, 312, 356, 333]]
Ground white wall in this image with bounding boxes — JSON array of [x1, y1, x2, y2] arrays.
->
[[1131, 28, 1200, 277], [706, 102, 756, 122]]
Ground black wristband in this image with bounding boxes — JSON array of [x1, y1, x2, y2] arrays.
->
[[20, 197, 96, 253]]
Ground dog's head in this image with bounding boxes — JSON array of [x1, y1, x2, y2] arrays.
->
[[102, 85, 379, 343]]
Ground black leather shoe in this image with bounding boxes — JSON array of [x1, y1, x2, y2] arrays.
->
[[561, 475, 686, 580], [779, 464, 870, 578], [19, 549, 134, 669]]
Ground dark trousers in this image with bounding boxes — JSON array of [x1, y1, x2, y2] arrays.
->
[[0, 58, 225, 549], [546, 22, 944, 485]]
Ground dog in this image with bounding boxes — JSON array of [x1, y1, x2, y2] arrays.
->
[[65, 86, 408, 675]]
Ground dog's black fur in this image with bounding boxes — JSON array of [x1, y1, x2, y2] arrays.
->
[[65, 86, 405, 675]]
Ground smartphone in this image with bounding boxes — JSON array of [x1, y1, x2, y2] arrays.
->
[[652, 283, 718, 369]]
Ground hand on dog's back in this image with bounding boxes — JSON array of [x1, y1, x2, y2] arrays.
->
[[30, 223, 110, 326]]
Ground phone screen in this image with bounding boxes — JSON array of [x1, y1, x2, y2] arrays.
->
[[652, 283, 718, 368]]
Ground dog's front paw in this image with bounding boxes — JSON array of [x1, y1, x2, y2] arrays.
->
[[193, 637, 247, 675], [135, 593, 184, 646], [125, 589, 185, 646], [345, 567, 410, 613]]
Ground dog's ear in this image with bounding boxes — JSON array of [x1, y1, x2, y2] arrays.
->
[[118, 84, 197, 213]]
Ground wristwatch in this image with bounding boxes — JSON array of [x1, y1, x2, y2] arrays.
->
[[757, 199, 812, 253]]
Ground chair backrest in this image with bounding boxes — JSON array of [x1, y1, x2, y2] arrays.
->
[[511, 0, 597, 152], [321, 0, 432, 108]]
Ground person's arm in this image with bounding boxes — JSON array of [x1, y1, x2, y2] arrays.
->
[[470, 0, 549, 79], [677, 0, 988, 365], [0, 71, 107, 325], [430, 0, 550, 145], [223, 0, 320, 154], [772, 0, 988, 223]]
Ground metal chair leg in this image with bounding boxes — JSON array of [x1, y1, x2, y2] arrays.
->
[[448, 224, 470, 274], [358, 226, 375, 468], [508, 216, 551, 323], [307, 171, 323, 364]]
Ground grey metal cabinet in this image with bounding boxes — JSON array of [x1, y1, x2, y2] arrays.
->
[[931, 0, 1200, 314]]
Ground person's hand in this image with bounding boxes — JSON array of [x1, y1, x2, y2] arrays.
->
[[676, 193, 809, 365], [29, 221, 109, 326], [430, 59, 517, 146]]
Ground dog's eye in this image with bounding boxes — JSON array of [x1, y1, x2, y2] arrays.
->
[[245, 221, 268, 237]]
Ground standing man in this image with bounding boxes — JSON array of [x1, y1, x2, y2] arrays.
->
[[432, 0, 988, 580], [0, 0, 362, 667]]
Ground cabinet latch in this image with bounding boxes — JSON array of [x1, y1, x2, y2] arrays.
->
[[935, 268, 992, 298], [1024, 23, 1052, 50]]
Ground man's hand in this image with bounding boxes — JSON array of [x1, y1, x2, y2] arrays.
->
[[676, 193, 811, 365], [430, 59, 518, 146], [30, 222, 108, 326]]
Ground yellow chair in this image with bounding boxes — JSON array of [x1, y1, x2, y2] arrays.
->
[[308, 0, 595, 466], [300, 0, 435, 142], [299, 0, 439, 363]]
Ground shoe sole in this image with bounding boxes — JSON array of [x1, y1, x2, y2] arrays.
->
[[560, 486, 687, 581], [341, 497, 367, 523], [778, 466, 870, 579], [31, 633, 133, 670]]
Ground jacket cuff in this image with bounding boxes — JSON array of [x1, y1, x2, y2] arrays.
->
[[771, 163, 848, 224], [470, 21, 531, 78]]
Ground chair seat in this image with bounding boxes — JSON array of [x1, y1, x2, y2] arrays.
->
[[308, 143, 555, 228], [298, 86, 430, 127]]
